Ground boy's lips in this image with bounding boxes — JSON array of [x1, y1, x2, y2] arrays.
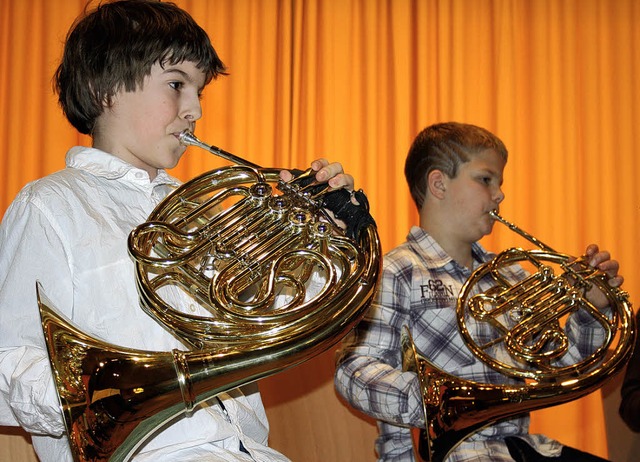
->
[[173, 127, 193, 139]]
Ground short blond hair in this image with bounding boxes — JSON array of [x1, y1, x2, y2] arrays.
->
[[404, 122, 508, 210]]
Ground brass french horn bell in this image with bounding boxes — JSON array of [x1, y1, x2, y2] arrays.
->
[[39, 131, 381, 461], [402, 210, 635, 462]]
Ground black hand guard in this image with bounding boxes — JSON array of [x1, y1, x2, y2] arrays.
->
[[289, 169, 376, 241]]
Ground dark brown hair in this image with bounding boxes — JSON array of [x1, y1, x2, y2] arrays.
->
[[54, 0, 226, 134]]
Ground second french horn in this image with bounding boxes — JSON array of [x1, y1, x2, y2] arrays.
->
[[402, 211, 635, 462]]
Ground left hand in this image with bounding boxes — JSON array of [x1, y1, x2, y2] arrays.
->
[[280, 159, 374, 239], [280, 158, 355, 191], [585, 244, 623, 287], [584, 244, 624, 308]]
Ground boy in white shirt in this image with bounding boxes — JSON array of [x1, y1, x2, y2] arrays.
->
[[0, 1, 368, 460]]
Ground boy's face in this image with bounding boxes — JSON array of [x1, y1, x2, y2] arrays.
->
[[441, 148, 506, 242], [93, 61, 207, 180]]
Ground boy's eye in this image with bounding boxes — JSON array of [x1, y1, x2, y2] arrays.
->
[[169, 81, 184, 91]]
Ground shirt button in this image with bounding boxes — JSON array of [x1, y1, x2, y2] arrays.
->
[[135, 172, 144, 179]]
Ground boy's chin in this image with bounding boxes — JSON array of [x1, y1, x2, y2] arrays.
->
[[164, 154, 183, 170], [476, 222, 495, 240], [480, 216, 495, 231]]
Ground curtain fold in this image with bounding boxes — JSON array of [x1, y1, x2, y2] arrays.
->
[[1, 1, 638, 460]]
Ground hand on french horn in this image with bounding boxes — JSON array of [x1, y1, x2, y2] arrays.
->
[[279, 158, 355, 193], [279, 158, 375, 240], [583, 244, 624, 308]]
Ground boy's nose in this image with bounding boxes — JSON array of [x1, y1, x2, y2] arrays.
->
[[182, 97, 203, 121]]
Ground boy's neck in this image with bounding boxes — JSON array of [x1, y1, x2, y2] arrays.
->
[[91, 137, 160, 181], [434, 233, 473, 269], [420, 210, 474, 270]]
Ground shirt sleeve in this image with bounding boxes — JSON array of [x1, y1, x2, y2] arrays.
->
[[0, 192, 72, 435], [334, 263, 424, 427], [560, 293, 615, 366]]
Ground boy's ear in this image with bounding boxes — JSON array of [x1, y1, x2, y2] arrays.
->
[[427, 169, 447, 199]]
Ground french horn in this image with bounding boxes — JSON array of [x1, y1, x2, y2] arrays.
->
[[38, 131, 381, 461], [402, 210, 635, 462]]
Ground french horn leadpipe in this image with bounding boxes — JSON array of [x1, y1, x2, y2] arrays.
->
[[178, 129, 261, 169], [403, 210, 635, 462], [177, 130, 340, 227], [39, 131, 381, 462]]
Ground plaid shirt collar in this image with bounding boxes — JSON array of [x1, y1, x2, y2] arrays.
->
[[405, 226, 494, 271]]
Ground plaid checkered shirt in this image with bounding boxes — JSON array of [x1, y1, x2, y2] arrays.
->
[[335, 226, 608, 462]]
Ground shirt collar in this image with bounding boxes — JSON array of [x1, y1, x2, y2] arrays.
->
[[65, 145, 180, 187], [406, 225, 493, 269]]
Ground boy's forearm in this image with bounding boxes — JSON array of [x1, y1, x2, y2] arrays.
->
[[335, 354, 424, 427]]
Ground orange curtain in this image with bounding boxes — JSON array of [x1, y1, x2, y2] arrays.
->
[[2, 0, 639, 460]]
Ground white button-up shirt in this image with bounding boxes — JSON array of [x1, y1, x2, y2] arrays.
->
[[0, 146, 290, 462]]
